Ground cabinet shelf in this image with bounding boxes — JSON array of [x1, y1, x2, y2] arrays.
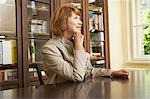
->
[[27, 5, 49, 12], [34, 0, 51, 4], [0, 31, 15, 34], [89, 4, 103, 12], [91, 41, 105, 42], [92, 11, 103, 15], [28, 37, 49, 40], [0, 37, 18, 40], [29, 61, 43, 65], [28, 15, 49, 21], [0, 80, 18, 91], [89, 0, 103, 7], [0, 64, 17, 70], [90, 29, 104, 33], [28, 32, 50, 36]]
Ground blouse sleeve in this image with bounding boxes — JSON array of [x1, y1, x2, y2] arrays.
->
[[91, 67, 113, 78]]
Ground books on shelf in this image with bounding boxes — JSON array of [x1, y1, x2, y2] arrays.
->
[[0, 70, 5, 81], [28, 40, 35, 63], [30, 19, 48, 34], [0, 69, 17, 81], [99, 14, 104, 31], [89, 11, 104, 31], [28, 40, 46, 63], [0, 39, 16, 64], [30, 39, 36, 63], [29, 68, 37, 77]]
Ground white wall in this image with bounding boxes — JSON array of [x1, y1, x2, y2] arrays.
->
[[108, 0, 123, 69], [108, 0, 150, 69]]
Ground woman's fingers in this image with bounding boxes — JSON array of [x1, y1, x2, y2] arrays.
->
[[73, 33, 84, 50], [112, 70, 129, 78]]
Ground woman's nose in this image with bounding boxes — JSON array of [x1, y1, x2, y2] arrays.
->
[[79, 19, 82, 25]]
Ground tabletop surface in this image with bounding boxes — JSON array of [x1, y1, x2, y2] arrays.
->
[[1, 69, 150, 99]]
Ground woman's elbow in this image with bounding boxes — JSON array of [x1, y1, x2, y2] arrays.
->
[[73, 75, 85, 82]]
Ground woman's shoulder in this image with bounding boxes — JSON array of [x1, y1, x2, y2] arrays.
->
[[43, 37, 65, 49], [42, 38, 65, 55], [43, 38, 58, 47]]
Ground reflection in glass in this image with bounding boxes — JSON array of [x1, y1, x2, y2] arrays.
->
[[28, 1, 51, 37], [0, 0, 16, 37], [29, 19, 49, 36], [28, 39, 48, 63]]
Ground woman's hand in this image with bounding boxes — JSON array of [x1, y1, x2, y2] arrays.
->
[[73, 33, 84, 50], [111, 69, 129, 78]]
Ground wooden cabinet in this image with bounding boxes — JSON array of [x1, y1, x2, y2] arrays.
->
[[0, 0, 52, 90], [0, 0, 23, 90], [22, 0, 51, 87], [0, 0, 110, 90]]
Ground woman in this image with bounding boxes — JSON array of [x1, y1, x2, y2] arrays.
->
[[42, 5, 128, 84]]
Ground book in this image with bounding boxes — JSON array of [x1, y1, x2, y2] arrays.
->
[[11, 40, 17, 64], [2, 40, 12, 64], [4, 69, 17, 80], [30, 39, 36, 63], [0, 40, 16, 64], [99, 14, 104, 31], [0, 70, 5, 81]]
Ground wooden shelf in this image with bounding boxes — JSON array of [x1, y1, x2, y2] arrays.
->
[[90, 29, 104, 33], [29, 32, 50, 36], [0, 80, 18, 91], [27, 5, 49, 12], [0, 31, 15, 34], [0, 64, 17, 70], [89, 0, 103, 7], [35, 0, 51, 4]]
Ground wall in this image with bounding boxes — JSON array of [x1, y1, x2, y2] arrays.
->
[[108, 0, 123, 69], [108, 0, 150, 69]]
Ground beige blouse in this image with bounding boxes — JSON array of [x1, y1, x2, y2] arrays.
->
[[42, 36, 112, 84]]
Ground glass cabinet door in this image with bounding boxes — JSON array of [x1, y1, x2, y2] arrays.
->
[[88, 0, 105, 67], [0, 0, 17, 83], [27, 0, 51, 78]]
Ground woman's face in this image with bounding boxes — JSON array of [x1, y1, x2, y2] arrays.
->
[[66, 12, 82, 36]]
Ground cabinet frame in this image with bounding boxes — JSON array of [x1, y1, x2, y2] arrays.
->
[[21, 0, 52, 87], [0, 0, 24, 90]]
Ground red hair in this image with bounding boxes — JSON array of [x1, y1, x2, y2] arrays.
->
[[51, 5, 81, 37]]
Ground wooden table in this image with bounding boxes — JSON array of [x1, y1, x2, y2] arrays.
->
[[1, 69, 150, 99]]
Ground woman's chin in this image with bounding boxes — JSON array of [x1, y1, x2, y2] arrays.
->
[[76, 31, 81, 34]]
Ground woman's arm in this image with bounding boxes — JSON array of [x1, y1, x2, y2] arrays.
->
[[42, 45, 90, 82]]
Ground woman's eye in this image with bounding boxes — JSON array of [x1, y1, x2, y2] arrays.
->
[[74, 16, 78, 19]]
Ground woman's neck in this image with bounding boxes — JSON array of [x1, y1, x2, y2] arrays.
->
[[63, 31, 73, 41]]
